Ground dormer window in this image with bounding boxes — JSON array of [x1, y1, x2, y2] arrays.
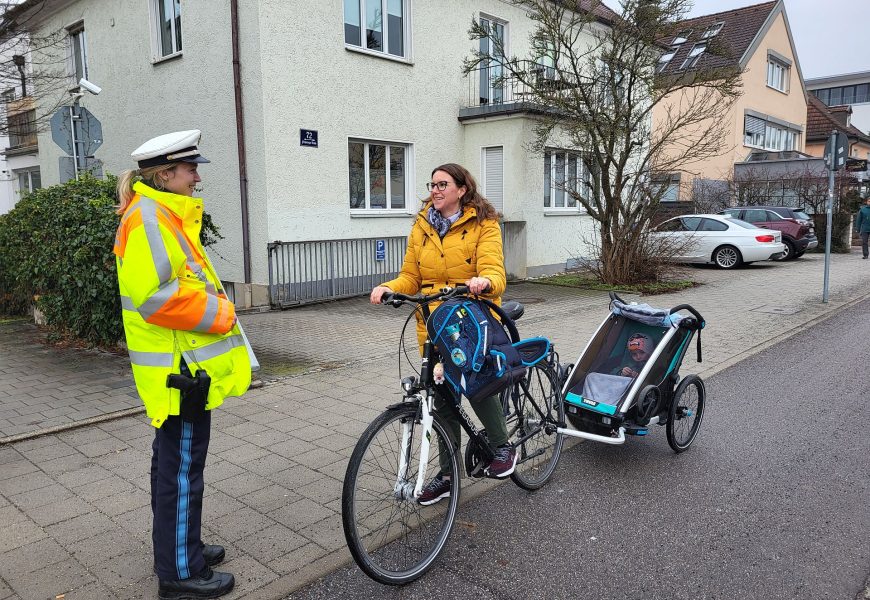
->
[[680, 42, 706, 69], [672, 29, 691, 45], [657, 47, 678, 72], [701, 22, 723, 39]]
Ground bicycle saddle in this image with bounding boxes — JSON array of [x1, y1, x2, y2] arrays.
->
[[501, 300, 524, 321]]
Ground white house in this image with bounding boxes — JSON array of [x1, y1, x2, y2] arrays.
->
[[0, 31, 40, 215], [7, 0, 619, 305]]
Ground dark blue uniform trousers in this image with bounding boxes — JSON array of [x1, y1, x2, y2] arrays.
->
[[151, 411, 211, 581]]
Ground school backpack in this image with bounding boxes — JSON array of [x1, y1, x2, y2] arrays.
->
[[426, 297, 529, 403]]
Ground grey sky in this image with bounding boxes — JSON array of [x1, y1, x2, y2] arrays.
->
[[601, 0, 867, 79]]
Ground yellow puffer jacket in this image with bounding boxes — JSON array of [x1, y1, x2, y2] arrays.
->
[[382, 203, 506, 351]]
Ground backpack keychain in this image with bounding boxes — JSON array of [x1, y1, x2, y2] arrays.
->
[[433, 362, 445, 384]]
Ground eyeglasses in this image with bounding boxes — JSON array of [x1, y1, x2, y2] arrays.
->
[[426, 181, 450, 192]]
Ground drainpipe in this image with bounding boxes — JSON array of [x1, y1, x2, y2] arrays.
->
[[230, 0, 251, 283]]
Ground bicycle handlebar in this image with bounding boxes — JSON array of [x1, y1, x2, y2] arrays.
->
[[381, 285, 473, 307]]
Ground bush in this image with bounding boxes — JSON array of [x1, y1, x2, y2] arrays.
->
[[0, 174, 221, 346]]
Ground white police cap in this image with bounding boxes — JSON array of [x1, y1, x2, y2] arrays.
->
[[131, 129, 210, 169]]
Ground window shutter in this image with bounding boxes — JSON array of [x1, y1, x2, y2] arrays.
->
[[483, 146, 504, 213], [745, 115, 765, 135]]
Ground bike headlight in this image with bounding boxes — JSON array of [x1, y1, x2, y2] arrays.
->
[[401, 376, 417, 393]]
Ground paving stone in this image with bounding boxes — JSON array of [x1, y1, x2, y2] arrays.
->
[[235, 521, 308, 563], [269, 497, 336, 531], [0, 557, 93, 600], [0, 470, 56, 497], [0, 537, 69, 575], [204, 505, 277, 543], [26, 495, 94, 527], [45, 509, 118, 544], [238, 483, 300, 513], [210, 471, 273, 497]]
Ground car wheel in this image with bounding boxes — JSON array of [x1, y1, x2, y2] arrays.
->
[[774, 239, 795, 261], [712, 245, 742, 269]]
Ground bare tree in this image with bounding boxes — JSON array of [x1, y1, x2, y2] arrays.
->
[[0, 1, 79, 142], [465, 0, 742, 284]]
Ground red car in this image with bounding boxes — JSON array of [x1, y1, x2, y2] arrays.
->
[[718, 207, 818, 260]]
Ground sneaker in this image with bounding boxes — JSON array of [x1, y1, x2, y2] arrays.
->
[[486, 444, 517, 478], [417, 474, 451, 506]]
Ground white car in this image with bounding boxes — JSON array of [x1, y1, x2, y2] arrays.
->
[[651, 214, 786, 269]]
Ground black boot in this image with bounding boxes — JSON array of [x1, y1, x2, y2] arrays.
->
[[154, 544, 225, 574], [158, 566, 234, 599], [202, 544, 225, 567]]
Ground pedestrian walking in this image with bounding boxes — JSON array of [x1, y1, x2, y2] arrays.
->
[[113, 130, 252, 599], [369, 162, 515, 506], [857, 196, 870, 259]]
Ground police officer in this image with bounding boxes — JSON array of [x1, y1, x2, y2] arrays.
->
[[114, 130, 253, 599]]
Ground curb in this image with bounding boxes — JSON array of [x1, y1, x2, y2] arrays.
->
[[695, 290, 870, 381], [0, 406, 146, 445]]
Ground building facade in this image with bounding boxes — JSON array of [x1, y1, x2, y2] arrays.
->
[[651, 0, 807, 206], [806, 71, 870, 135], [10, 0, 618, 304]]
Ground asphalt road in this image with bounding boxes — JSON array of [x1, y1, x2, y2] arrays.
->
[[288, 298, 870, 600]]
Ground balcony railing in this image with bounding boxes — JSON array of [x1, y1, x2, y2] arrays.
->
[[460, 59, 586, 120]]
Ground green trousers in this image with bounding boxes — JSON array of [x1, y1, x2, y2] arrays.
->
[[434, 391, 508, 476]]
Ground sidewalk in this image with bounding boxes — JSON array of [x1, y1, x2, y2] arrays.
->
[[1, 253, 869, 599]]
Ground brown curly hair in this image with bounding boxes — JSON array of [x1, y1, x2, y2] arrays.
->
[[430, 163, 499, 224]]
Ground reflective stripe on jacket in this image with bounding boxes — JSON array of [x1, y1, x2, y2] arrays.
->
[[381, 203, 506, 351], [114, 181, 251, 427]]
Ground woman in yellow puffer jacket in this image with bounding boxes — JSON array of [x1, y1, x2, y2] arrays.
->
[[370, 162, 514, 505]]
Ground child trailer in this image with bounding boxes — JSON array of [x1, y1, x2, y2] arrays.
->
[[558, 293, 707, 452]]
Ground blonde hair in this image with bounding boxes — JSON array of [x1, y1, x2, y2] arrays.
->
[[115, 164, 179, 215]]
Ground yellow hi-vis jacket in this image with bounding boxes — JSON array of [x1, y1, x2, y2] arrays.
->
[[114, 181, 251, 428]]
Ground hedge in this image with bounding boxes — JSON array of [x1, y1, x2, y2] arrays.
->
[[0, 174, 221, 346]]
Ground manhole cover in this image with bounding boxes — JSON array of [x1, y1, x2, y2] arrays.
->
[[751, 305, 802, 315]]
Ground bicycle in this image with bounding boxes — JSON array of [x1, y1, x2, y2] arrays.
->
[[341, 285, 565, 585]]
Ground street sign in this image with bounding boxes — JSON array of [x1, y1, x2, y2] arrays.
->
[[845, 158, 868, 172], [76, 107, 103, 156], [59, 157, 102, 183], [375, 239, 386, 261], [300, 129, 318, 148], [50, 108, 73, 155], [824, 131, 849, 170]]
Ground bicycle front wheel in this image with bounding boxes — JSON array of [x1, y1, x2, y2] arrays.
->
[[342, 403, 461, 585], [507, 364, 565, 491]]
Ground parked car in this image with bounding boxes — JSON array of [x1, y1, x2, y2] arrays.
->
[[651, 214, 786, 269], [718, 206, 818, 261]]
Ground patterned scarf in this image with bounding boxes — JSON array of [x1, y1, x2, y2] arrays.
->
[[427, 206, 461, 238]]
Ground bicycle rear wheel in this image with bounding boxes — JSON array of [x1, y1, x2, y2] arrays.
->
[[507, 364, 565, 491], [342, 403, 461, 585]]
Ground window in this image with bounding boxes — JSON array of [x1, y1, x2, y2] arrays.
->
[[151, 0, 183, 59], [652, 173, 680, 202], [682, 216, 702, 231], [698, 218, 727, 231], [1, 88, 14, 103], [857, 84, 870, 104], [830, 87, 842, 105], [7, 109, 36, 148], [743, 115, 797, 151], [479, 15, 507, 105], [766, 58, 789, 92], [680, 43, 706, 69], [16, 168, 41, 195], [67, 23, 87, 86], [544, 149, 590, 210], [672, 30, 691, 45], [657, 47, 678, 72], [348, 139, 409, 211], [815, 88, 830, 104], [482, 146, 504, 213], [700, 22, 723, 39], [344, 0, 408, 59], [743, 209, 769, 224]]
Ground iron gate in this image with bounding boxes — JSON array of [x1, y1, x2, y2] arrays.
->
[[267, 236, 407, 307]]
